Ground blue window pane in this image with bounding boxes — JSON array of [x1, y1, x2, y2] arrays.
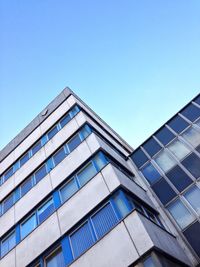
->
[[80, 125, 92, 140], [60, 178, 78, 203], [93, 152, 108, 171], [143, 256, 156, 267], [77, 162, 97, 187], [112, 192, 130, 218], [143, 137, 162, 157], [53, 147, 67, 166], [166, 166, 192, 192], [20, 152, 30, 167], [21, 176, 33, 197], [184, 185, 200, 215], [181, 153, 200, 178], [46, 248, 65, 267], [181, 103, 200, 122], [194, 95, 200, 105], [168, 115, 189, 134], [47, 126, 58, 140], [183, 221, 200, 257], [67, 134, 81, 152], [38, 198, 55, 224], [32, 141, 42, 156], [21, 213, 37, 239], [155, 126, 175, 146], [35, 164, 47, 183], [141, 163, 161, 185], [60, 114, 71, 128], [1, 231, 16, 257], [91, 203, 118, 239], [70, 221, 94, 258], [70, 105, 80, 117], [3, 194, 14, 213], [152, 178, 176, 205], [4, 167, 14, 181], [131, 148, 148, 168]]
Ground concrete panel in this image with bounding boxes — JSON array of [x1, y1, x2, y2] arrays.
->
[[57, 172, 110, 235], [0, 152, 15, 176], [74, 111, 87, 128], [16, 213, 61, 267], [40, 99, 70, 135], [15, 174, 53, 223], [14, 127, 42, 160], [0, 207, 15, 237], [44, 118, 79, 158], [50, 141, 92, 189], [66, 95, 77, 107], [14, 148, 46, 187], [0, 248, 16, 267], [0, 176, 15, 202], [70, 222, 139, 267]]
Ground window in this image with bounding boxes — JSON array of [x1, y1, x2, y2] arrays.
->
[[168, 115, 189, 134], [182, 126, 200, 148], [141, 163, 161, 185], [45, 247, 65, 267], [20, 176, 33, 197], [70, 105, 80, 117], [20, 152, 30, 167], [167, 199, 195, 229], [184, 185, 200, 215], [91, 203, 118, 239], [181, 153, 200, 178], [194, 95, 200, 105], [181, 103, 200, 122], [155, 150, 176, 173], [3, 194, 14, 213], [155, 126, 175, 146], [113, 192, 130, 218], [183, 221, 200, 257], [168, 139, 191, 160], [60, 113, 71, 128], [47, 126, 58, 140], [21, 213, 37, 239], [93, 152, 108, 170], [143, 137, 162, 157], [35, 164, 47, 183], [143, 256, 156, 267], [152, 178, 176, 205], [32, 141, 42, 156], [67, 134, 81, 152], [53, 147, 67, 166], [1, 231, 16, 257], [4, 167, 14, 181], [166, 165, 192, 192], [60, 178, 78, 203], [131, 148, 149, 168], [38, 198, 55, 224], [70, 221, 94, 259], [77, 162, 97, 187], [80, 125, 91, 139]]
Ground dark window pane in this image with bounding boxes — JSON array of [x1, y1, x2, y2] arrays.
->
[[60, 178, 78, 203], [53, 147, 66, 166], [141, 163, 161, 185], [46, 247, 65, 267], [47, 126, 58, 140], [152, 178, 176, 205], [60, 114, 71, 128], [183, 221, 200, 257], [21, 176, 33, 197], [32, 141, 42, 156], [194, 95, 200, 105], [143, 256, 156, 267], [155, 126, 175, 146], [70, 221, 94, 258], [67, 134, 81, 152], [131, 148, 148, 168], [77, 162, 97, 187], [196, 144, 200, 153], [35, 165, 47, 183], [1, 231, 16, 257], [168, 115, 189, 134], [20, 152, 30, 167], [3, 194, 14, 213], [91, 203, 118, 239], [166, 166, 192, 192], [143, 137, 162, 157], [38, 198, 55, 224], [181, 103, 200, 122], [4, 167, 14, 181], [70, 105, 80, 117], [181, 153, 200, 178]]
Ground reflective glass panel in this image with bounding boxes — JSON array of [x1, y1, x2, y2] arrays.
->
[[32, 141, 42, 156], [35, 164, 47, 183], [60, 178, 78, 203], [143, 256, 156, 267], [167, 199, 195, 229], [168, 139, 191, 160], [38, 198, 55, 224], [194, 95, 200, 105], [183, 221, 200, 257], [184, 185, 200, 214], [1, 231, 16, 257], [155, 150, 176, 172], [21, 176, 33, 197], [143, 137, 162, 157], [77, 162, 97, 186], [67, 134, 81, 152], [182, 126, 200, 148], [141, 163, 161, 185], [181, 103, 200, 122], [46, 248, 65, 267], [155, 126, 175, 146], [4, 167, 14, 181], [3, 194, 14, 213], [168, 115, 189, 134], [21, 213, 37, 239], [152, 178, 176, 205], [20, 152, 30, 167], [60, 114, 71, 128], [131, 148, 148, 168], [182, 153, 200, 178], [47, 126, 58, 140], [53, 147, 66, 166]]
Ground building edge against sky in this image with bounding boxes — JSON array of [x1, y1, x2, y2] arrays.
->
[[0, 88, 199, 267]]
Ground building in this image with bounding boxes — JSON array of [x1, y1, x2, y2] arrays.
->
[[0, 88, 199, 267]]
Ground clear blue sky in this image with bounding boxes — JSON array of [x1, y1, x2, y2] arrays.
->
[[0, 1, 200, 151]]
